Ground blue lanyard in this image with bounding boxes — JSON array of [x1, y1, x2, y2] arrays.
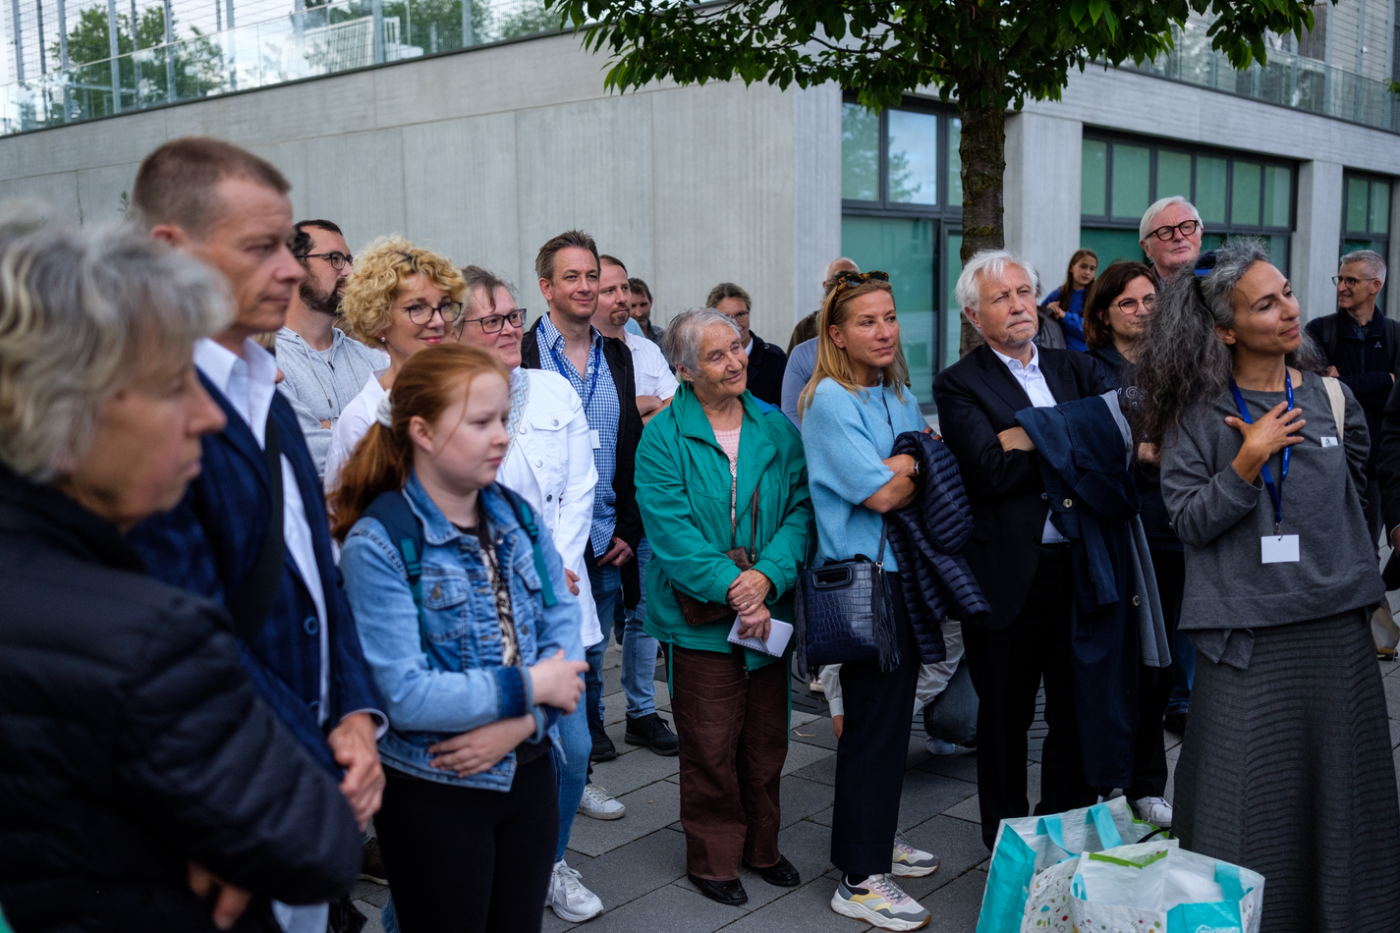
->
[[1228, 372, 1292, 532], [548, 337, 602, 409]]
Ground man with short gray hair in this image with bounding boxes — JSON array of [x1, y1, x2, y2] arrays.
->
[[1139, 196, 1204, 282], [1305, 248, 1396, 560], [933, 249, 1108, 850]]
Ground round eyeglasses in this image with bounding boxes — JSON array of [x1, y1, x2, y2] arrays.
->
[[400, 299, 465, 326]]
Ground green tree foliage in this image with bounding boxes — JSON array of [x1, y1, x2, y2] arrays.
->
[[53, 5, 222, 119], [546, 0, 1331, 353]]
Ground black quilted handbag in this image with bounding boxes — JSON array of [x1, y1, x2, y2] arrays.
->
[[796, 522, 901, 672]]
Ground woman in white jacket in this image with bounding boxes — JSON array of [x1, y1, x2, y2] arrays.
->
[[451, 265, 616, 924]]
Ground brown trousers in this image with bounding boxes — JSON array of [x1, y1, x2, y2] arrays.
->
[[669, 645, 789, 880]]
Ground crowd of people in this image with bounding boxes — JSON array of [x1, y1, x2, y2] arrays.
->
[[0, 134, 1397, 933]]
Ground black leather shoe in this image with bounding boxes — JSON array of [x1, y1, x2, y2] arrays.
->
[[624, 713, 680, 756], [743, 853, 800, 887], [1163, 711, 1188, 736], [688, 874, 748, 906], [590, 726, 618, 763]]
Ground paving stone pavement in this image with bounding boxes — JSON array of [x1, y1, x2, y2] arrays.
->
[[352, 630, 1400, 932]]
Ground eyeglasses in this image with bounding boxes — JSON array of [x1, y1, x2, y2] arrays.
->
[[831, 270, 891, 294], [460, 308, 526, 333], [1332, 275, 1379, 287], [1113, 294, 1157, 315], [302, 251, 353, 270], [1145, 220, 1201, 242], [399, 299, 465, 326], [730, 311, 751, 323]]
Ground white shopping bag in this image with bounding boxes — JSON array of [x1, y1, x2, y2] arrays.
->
[[976, 797, 1164, 933], [1019, 839, 1179, 933], [1068, 844, 1265, 933]]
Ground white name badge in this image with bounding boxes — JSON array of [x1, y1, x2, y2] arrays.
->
[[590, 428, 602, 450], [1321, 436, 1338, 448], [1261, 534, 1300, 564]]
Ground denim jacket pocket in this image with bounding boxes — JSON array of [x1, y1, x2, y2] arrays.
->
[[418, 570, 471, 668]]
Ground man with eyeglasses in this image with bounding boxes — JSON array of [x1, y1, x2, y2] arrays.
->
[[1308, 250, 1397, 572], [708, 282, 787, 406], [275, 220, 387, 478], [1138, 197, 1204, 283]]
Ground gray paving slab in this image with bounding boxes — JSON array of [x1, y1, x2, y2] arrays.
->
[[588, 739, 680, 796], [781, 739, 836, 777], [778, 774, 837, 829], [567, 776, 683, 857], [923, 869, 991, 933], [569, 881, 748, 932], [714, 873, 868, 933], [895, 814, 996, 900], [792, 750, 839, 786], [671, 819, 833, 913], [791, 720, 840, 750], [917, 748, 979, 783], [895, 769, 980, 832], [567, 825, 688, 911]]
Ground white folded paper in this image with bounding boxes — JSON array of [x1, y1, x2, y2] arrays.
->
[[726, 617, 794, 657]]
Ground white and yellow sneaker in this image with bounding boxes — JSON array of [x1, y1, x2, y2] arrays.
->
[[831, 873, 931, 930], [891, 834, 941, 878]]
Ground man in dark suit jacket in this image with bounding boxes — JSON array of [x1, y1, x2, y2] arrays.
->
[[707, 281, 788, 406], [124, 138, 385, 925], [933, 250, 1107, 850]]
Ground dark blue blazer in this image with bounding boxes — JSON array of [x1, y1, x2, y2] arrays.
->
[[128, 372, 380, 770]]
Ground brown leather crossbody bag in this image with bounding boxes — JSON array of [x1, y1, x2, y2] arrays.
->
[[674, 485, 759, 626]]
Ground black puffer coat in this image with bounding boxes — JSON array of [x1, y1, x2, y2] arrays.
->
[[886, 432, 992, 663], [0, 467, 360, 932]]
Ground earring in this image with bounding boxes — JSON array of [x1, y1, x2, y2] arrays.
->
[[379, 335, 386, 342]]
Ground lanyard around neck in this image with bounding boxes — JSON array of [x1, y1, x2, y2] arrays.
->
[[548, 334, 602, 408], [1228, 371, 1293, 532]]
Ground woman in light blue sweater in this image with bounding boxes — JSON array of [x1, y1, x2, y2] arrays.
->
[[798, 272, 939, 931]]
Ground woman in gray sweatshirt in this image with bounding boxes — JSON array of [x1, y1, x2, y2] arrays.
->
[[1133, 240, 1396, 933]]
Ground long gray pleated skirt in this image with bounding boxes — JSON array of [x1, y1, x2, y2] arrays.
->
[[1175, 609, 1400, 933]]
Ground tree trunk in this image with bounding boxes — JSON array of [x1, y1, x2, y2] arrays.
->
[[956, 101, 1006, 357]]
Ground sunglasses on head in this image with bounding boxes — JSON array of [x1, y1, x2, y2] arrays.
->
[[831, 270, 890, 293]]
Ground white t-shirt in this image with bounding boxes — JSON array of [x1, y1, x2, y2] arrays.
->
[[323, 370, 387, 494], [989, 345, 1066, 544], [625, 331, 679, 400]]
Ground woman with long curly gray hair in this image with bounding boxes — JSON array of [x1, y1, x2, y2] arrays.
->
[[1133, 239, 1397, 933]]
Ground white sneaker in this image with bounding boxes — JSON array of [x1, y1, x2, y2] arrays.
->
[[890, 834, 940, 878], [809, 678, 825, 693], [924, 737, 959, 756], [1130, 795, 1173, 828], [831, 873, 930, 930], [547, 859, 604, 922], [578, 783, 626, 820]]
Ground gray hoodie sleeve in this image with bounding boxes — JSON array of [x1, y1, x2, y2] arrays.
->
[[277, 382, 333, 478]]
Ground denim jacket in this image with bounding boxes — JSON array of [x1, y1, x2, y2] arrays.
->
[[340, 472, 584, 791]]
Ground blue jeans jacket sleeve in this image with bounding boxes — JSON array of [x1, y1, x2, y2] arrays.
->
[[341, 522, 527, 733], [526, 518, 585, 737]]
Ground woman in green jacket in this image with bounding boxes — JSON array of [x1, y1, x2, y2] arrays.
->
[[636, 307, 813, 908]]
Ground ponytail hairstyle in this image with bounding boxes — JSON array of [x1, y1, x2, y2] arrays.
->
[[329, 343, 509, 541], [797, 275, 909, 418], [1132, 238, 1323, 446]]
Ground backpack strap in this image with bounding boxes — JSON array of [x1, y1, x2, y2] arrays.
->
[[494, 484, 559, 607], [1322, 375, 1346, 437], [362, 489, 427, 648]]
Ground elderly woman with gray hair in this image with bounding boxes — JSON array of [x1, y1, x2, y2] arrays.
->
[[635, 307, 812, 907], [1134, 239, 1399, 933], [0, 217, 364, 931]]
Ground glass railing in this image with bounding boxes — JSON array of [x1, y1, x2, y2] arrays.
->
[[0, 0, 559, 135], [1123, 22, 1400, 134]]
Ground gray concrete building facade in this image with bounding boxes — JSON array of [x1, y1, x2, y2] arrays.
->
[[1, 6, 1398, 407]]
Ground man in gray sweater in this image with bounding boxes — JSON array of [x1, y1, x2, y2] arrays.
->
[[275, 219, 387, 478]]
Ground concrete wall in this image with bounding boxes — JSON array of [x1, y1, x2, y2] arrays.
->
[[0, 31, 843, 342]]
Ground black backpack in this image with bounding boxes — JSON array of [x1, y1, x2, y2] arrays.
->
[[362, 484, 558, 648]]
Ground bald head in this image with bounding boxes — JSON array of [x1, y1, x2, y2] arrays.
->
[[823, 257, 859, 292]]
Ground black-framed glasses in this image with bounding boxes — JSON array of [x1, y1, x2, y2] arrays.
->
[[1332, 275, 1379, 287], [460, 308, 526, 333], [1146, 220, 1201, 242], [302, 251, 353, 270], [831, 270, 891, 294], [1113, 294, 1157, 315], [400, 300, 465, 326]]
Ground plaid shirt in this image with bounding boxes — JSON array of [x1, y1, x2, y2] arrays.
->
[[536, 313, 620, 556]]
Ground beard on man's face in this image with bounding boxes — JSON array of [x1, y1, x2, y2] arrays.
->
[[300, 276, 341, 316]]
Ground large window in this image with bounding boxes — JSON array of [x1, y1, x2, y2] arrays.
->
[[841, 98, 962, 405], [1080, 134, 1294, 273], [1341, 172, 1391, 310]]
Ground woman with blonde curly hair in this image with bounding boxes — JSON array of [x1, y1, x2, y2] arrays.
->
[[324, 236, 467, 490]]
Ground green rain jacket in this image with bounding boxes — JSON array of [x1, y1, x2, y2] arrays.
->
[[636, 382, 813, 670]]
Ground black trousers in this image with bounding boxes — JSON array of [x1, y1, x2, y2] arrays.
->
[[964, 545, 1096, 850], [830, 575, 920, 877], [1126, 548, 1184, 800], [374, 755, 558, 933]]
